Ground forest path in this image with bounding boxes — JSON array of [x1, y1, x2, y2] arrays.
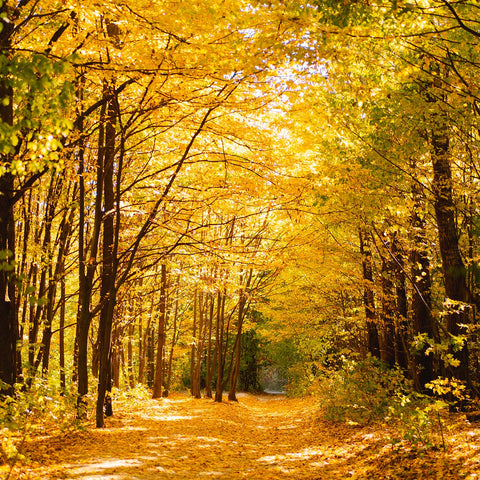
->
[[10, 392, 475, 479]]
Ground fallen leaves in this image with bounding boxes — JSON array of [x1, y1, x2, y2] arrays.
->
[[2, 392, 480, 479]]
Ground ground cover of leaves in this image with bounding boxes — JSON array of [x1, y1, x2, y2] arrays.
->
[[3, 392, 480, 479]]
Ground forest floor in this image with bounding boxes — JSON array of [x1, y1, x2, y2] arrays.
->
[[3, 392, 480, 479]]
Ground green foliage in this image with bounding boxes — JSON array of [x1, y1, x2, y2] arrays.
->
[[412, 333, 467, 369], [318, 357, 449, 449], [0, 51, 73, 175], [0, 381, 78, 432], [0, 380, 82, 465], [0, 249, 14, 272], [285, 363, 314, 397], [260, 337, 309, 395], [320, 357, 411, 424], [387, 399, 448, 451], [239, 329, 263, 392]]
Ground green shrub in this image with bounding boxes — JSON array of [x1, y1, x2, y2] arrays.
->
[[318, 356, 448, 449], [321, 356, 411, 424]]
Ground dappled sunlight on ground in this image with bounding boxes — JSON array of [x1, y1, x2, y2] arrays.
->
[[3, 392, 480, 479]]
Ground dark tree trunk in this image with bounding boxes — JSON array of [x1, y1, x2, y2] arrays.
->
[[380, 248, 396, 368], [205, 293, 215, 398], [127, 322, 135, 388], [96, 86, 117, 428], [214, 289, 226, 403], [0, 10, 17, 397], [153, 264, 168, 399], [76, 95, 105, 414], [391, 236, 409, 371], [229, 270, 252, 401], [431, 114, 471, 384], [165, 292, 180, 397], [359, 228, 380, 358], [190, 289, 198, 397], [59, 268, 67, 392], [192, 291, 205, 399], [146, 326, 155, 388], [410, 177, 436, 391]]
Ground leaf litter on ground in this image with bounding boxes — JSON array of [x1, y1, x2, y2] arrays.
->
[[2, 392, 480, 479]]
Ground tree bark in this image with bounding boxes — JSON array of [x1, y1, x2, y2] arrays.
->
[[0, 9, 17, 396], [76, 94, 105, 414], [410, 176, 436, 391], [96, 85, 117, 427], [380, 246, 396, 367], [431, 129, 471, 382], [229, 270, 252, 401], [391, 236, 409, 371], [359, 228, 380, 358], [153, 264, 168, 399], [205, 293, 215, 398], [214, 289, 226, 402]]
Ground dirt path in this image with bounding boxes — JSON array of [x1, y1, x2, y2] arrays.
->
[[7, 392, 480, 479]]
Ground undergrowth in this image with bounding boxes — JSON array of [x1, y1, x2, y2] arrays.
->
[[317, 357, 450, 450], [0, 380, 87, 470]]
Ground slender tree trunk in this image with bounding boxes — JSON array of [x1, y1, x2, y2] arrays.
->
[[430, 106, 471, 384], [391, 236, 409, 371], [127, 322, 135, 388], [359, 228, 380, 358], [190, 289, 197, 396], [229, 270, 252, 401], [193, 291, 205, 399], [76, 95, 105, 415], [59, 268, 66, 392], [205, 294, 215, 398], [410, 177, 436, 391], [380, 249, 396, 367], [153, 264, 168, 399], [0, 10, 17, 396], [138, 310, 145, 384], [146, 326, 155, 388], [96, 85, 117, 427], [214, 289, 226, 402], [165, 293, 180, 397], [140, 281, 155, 385]]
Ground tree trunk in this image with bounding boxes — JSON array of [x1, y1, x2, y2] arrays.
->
[[0, 173, 16, 396], [96, 85, 117, 428], [127, 322, 135, 388], [190, 289, 197, 396], [146, 326, 155, 388], [76, 94, 105, 414], [0, 10, 17, 396], [410, 176, 436, 391], [192, 291, 205, 399], [205, 294, 215, 398], [391, 236, 409, 371], [165, 293, 180, 397], [229, 270, 252, 401], [430, 107, 471, 384], [59, 267, 66, 392], [214, 289, 226, 402], [153, 264, 168, 399], [380, 249, 396, 368], [359, 228, 380, 358]]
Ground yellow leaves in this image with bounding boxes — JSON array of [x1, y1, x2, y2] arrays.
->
[[6, 391, 480, 480], [426, 377, 467, 400]]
